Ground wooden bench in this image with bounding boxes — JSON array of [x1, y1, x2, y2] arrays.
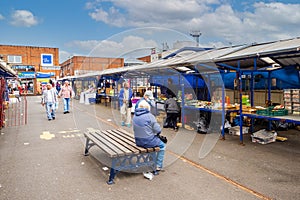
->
[[84, 128, 160, 184]]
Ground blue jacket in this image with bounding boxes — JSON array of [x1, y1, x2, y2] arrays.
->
[[118, 88, 133, 107], [133, 108, 162, 148]]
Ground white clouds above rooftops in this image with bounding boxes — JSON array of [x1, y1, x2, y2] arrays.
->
[[85, 0, 300, 45], [10, 10, 40, 27]]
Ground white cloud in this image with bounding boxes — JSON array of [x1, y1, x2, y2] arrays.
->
[[10, 10, 39, 27], [64, 35, 158, 59], [0, 14, 4, 20], [85, 0, 300, 46]]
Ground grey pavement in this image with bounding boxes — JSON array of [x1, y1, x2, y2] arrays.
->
[[0, 96, 299, 200]]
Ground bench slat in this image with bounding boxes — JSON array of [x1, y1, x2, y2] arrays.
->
[[109, 129, 141, 146], [105, 130, 147, 153], [113, 129, 151, 152], [85, 129, 160, 159], [84, 132, 118, 157], [93, 130, 130, 157], [114, 129, 160, 153]]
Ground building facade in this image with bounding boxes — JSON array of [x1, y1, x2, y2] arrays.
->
[[60, 56, 124, 77], [0, 45, 59, 95]]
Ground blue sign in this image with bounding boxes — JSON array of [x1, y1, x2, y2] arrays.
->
[[36, 72, 55, 78], [18, 72, 36, 79], [41, 54, 53, 66], [12, 65, 35, 70]]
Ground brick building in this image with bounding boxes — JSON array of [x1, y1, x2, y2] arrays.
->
[[0, 45, 59, 95], [60, 56, 124, 77]]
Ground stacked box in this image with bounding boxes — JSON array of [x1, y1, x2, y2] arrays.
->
[[284, 89, 292, 113], [251, 129, 277, 144], [284, 89, 300, 115]]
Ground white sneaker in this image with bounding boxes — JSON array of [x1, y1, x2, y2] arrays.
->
[[143, 172, 154, 180]]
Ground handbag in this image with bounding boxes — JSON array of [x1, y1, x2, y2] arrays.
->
[[128, 99, 132, 108], [157, 134, 167, 143]]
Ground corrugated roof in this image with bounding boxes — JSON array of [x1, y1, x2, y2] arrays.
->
[[71, 37, 300, 79], [218, 38, 300, 61]]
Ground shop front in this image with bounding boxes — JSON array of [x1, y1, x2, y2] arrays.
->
[[36, 72, 55, 95], [17, 71, 36, 95]]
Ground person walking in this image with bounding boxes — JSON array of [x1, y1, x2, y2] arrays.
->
[[58, 80, 74, 114], [133, 100, 166, 178], [118, 82, 133, 127], [41, 83, 58, 121]]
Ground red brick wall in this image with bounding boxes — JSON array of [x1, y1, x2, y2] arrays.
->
[[0, 45, 59, 75], [60, 56, 124, 76], [0, 45, 59, 95]]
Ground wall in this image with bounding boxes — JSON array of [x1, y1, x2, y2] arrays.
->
[[0, 45, 59, 95], [60, 56, 124, 77]]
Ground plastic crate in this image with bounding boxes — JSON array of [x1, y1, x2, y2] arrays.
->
[[269, 109, 288, 116], [256, 109, 269, 116]]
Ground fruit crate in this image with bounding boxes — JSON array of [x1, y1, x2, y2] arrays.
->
[[270, 109, 288, 116], [256, 106, 274, 116], [256, 109, 270, 116]]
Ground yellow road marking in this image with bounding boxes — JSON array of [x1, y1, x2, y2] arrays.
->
[[40, 131, 55, 140]]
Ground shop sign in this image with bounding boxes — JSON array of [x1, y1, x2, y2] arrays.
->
[[41, 54, 53, 66], [37, 78, 50, 84], [36, 72, 55, 78], [12, 65, 35, 70], [42, 66, 61, 70], [18, 72, 35, 79]]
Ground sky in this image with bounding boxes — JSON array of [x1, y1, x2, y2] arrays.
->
[[0, 0, 300, 63]]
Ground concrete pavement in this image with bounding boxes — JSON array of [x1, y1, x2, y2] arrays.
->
[[0, 96, 299, 200]]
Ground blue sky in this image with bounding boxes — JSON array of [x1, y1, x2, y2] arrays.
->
[[0, 0, 300, 63]]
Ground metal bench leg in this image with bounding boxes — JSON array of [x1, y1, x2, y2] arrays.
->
[[84, 138, 90, 156]]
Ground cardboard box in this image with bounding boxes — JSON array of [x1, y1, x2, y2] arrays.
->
[[229, 126, 249, 136]]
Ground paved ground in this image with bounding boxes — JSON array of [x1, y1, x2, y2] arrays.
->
[[0, 96, 299, 200]]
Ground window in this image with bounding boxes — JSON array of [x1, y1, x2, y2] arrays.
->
[[8, 55, 22, 64]]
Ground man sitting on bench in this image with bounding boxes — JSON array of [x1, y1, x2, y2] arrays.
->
[[132, 100, 166, 179]]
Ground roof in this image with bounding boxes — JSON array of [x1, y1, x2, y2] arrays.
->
[[69, 37, 300, 80], [215, 37, 300, 70], [0, 60, 17, 77]]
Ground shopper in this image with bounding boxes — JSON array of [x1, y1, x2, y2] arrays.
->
[[49, 80, 59, 111], [135, 88, 155, 113], [164, 78, 176, 98], [118, 82, 133, 127], [41, 83, 58, 121], [164, 94, 180, 131], [58, 80, 74, 114], [133, 100, 166, 177]]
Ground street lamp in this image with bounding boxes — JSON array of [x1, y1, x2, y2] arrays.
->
[[189, 31, 202, 47]]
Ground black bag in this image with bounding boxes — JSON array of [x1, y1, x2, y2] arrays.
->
[[157, 134, 167, 143], [128, 99, 132, 108]]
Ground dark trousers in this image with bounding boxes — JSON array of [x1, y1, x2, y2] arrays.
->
[[164, 112, 179, 129]]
